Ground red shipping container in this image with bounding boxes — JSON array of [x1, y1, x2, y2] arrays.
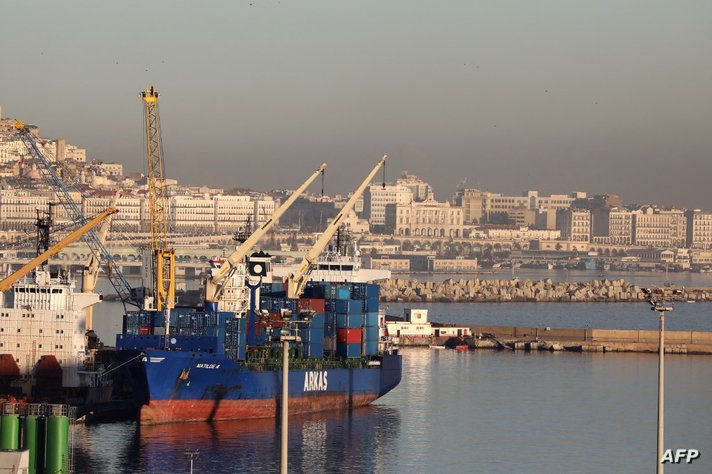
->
[[139, 326, 151, 335], [298, 298, 326, 313], [337, 328, 362, 344]]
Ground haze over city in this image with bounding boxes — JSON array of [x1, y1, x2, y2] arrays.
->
[[3, 1, 711, 207]]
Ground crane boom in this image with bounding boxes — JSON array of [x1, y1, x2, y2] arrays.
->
[[14, 121, 140, 308], [286, 155, 387, 298], [0, 208, 118, 292], [83, 190, 122, 331], [205, 163, 327, 304]]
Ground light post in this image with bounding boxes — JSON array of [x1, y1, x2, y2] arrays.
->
[[642, 287, 679, 474], [278, 310, 314, 474]]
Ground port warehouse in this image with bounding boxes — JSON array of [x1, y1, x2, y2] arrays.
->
[[118, 281, 385, 360]]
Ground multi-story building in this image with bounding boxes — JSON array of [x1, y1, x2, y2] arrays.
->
[[82, 194, 144, 232], [685, 210, 712, 249], [213, 195, 277, 234], [363, 184, 413, 230], [454, 189, 585, 225], [396, 173, 432, 202], [633, 207, 686, 248], [170, 195, 214, 233], [591, 207, 635, 245], [385, 198, 463, 238], [557, 208, 591, 243]]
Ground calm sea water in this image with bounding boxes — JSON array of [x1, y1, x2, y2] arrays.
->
[[79, 296, 712, 474], [73, 348, 712, 474]]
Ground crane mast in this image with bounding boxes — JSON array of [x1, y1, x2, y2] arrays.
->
[[141, 86, 175, 312], [286, 155, 388, 298], [14, 121, 140, 308], [204, 163, 327, 305]]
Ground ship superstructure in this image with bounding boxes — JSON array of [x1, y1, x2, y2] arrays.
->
[[0, 268, 101, 392]]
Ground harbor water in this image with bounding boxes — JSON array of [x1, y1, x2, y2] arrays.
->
[[80, 300, 712, 473]]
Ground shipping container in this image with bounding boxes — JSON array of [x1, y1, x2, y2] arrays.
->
[[304, 342, 324, 358], [363, 339, 378, 356], [336, 328, 362, 344], [336, 313, 362, 329], [363, 325, 379, 342], [297, 298, 326, 313], [365, 297, 379, 313], [335, 299, 363, 315], [335, 285, 351, 300], [336, 342, 361, 358], [363, 311, 379, 327]]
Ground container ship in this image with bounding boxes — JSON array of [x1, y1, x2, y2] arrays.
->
[[113, 277, 401, 424], [107, 153, 402, 424]]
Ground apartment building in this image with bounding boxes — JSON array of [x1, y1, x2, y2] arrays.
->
[[633, 207, 686, 248], [557, 208, 591, 243], [685, 210, 712, 249], [385, 198, 463, 238]]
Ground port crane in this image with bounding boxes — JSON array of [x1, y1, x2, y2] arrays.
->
[[0, 208, 118, 292], [14, 121, 140, 309], [141, 86, 175, 313], [204, 163, 327, 307], [286, 155, 388, 299], [82, 190, 122, 331]]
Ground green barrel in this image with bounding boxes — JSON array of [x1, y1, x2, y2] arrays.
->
[[45, 415, 69, 474], [0, 414, 21, 450], [23, 415, 45, 474]]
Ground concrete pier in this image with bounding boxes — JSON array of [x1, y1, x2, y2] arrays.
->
[[397, 325, 712, 354]]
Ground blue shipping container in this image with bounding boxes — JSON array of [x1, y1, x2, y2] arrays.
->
[[335, 299, 363, 314], [364, 339, 378, 356], [364, 325, 379, 342], [336, 313, 363, 329], [335, 285, 351, 300], [365, 297, 379, 313], [365, 284, 380, 299], [363, 311, 379, 327], [336, 342, 362, 358], [304, 342, 324, 358]]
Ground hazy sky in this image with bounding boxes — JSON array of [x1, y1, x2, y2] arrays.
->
[[3, 1, 711, 208]]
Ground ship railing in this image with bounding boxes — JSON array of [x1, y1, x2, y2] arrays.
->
[[1, 401, 76, 419]]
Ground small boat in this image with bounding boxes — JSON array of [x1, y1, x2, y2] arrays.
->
[[429, 345, 446, 350]]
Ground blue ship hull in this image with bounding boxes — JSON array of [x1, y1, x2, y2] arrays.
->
[[132, 349, 401, 424]]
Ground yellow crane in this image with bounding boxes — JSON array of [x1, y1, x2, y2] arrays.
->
[[286, 155, 388, 298], [0, 208, 119, 292], [141, 86, 175, 312], [204, 163, 327, 307]]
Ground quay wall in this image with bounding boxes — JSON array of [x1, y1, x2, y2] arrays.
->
[[380, 277, 712, 303], [398, 324, 712, 354]]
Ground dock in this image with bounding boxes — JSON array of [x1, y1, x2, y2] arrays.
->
[[396, 325, 712, 354]]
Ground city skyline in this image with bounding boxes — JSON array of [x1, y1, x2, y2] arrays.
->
[[2, 1, 711, 208]]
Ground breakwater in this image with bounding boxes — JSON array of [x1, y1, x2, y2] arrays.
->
[[380, 277, 712, 303]]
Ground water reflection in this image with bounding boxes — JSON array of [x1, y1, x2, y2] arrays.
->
[[73, 405, 401, 473]]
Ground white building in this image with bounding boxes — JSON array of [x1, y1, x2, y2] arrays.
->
[[686, 210, 712, 250], [363, 184, 413, 228], [385, 198, 464, 238], [634, 207, 686, 248]]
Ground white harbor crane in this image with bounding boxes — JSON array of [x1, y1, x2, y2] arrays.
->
[[82, 190, 122, 332], [285, 155, 388, 299], [203, 163, 327, 308]]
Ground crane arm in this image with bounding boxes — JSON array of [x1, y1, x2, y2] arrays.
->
[[0, 208, 118, 292], [83, 190, 122, 293], [14, 121, 140, 308], [286, 155, 387, 298], [205, 163, 327, 303]]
